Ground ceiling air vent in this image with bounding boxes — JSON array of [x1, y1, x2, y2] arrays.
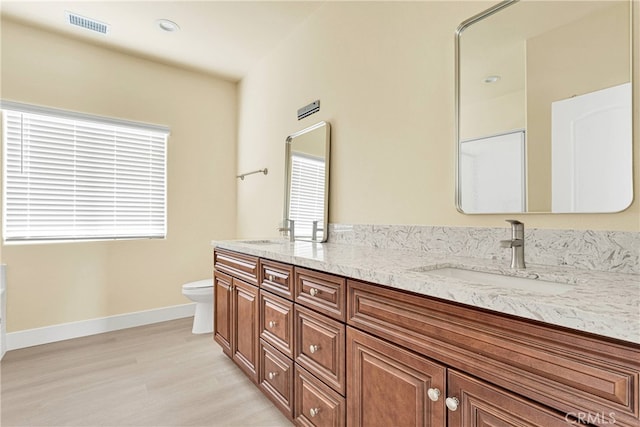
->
[[66, 11, 109, 35]]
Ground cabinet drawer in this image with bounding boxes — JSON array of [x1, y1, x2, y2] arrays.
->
[[259, 339, 294, 420], [348, 280, 640, 427], [261, 259, 294, 300], [260, 290, 295, 359], [214, 248, 259, 285], [295, 305, 346, 396], [295, 267, 346, 321], [294, 365, 346, 427]]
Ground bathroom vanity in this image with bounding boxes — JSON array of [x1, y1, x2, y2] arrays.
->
[[210, 1, 639, 424], [212, 239, 639, 427]]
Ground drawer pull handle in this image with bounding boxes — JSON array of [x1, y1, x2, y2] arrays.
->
[[268, 372, 278, 380], [309, 345, 320, 354], [268, 320, 277, 328], [268, 274, 275, 281], [309, 408, 320, 418], [445, 397, 459, 411], [427, 388, 441, 402], [309, 288, 319, 297]]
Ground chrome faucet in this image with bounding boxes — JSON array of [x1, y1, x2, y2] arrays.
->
[[278, 219, 295, 242], [500, 219, 525, 269]]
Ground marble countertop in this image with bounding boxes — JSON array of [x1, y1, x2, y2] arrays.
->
[[212, 239, 640, 344]]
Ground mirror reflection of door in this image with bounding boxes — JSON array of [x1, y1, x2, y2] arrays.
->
[[551, 83, 632, 212]]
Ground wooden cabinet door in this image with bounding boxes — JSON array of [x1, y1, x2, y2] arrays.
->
[[213, 270, 232, 357], [232, 277, 259, 383], [446, 370, 573, 427], [347, 327, 446, 427]]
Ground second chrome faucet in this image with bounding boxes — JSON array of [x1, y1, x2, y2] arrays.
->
[[500, 219, 525, 269], [278, 219, 295, 242]]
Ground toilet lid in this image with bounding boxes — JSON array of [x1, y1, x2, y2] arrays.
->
[[183, 279, 212, 290]]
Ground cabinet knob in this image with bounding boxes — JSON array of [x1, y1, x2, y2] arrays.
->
[[309, 344, 320, 354], [268, 274, 275, 282], [309, 288, 319, 297], [268, 372, 278, 380], [427, 388, 441, 402], [445, 397, 460, 411], [268, 320, 277, 328], [309, 408, 320, 418]]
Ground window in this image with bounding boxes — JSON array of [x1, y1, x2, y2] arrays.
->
[[2, 101, 168, 243], [288, 153, 326, 238]]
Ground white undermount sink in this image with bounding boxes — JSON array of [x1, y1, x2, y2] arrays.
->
[[419, 267, 571, 294]]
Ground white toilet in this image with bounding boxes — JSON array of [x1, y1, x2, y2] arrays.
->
[[182, 279, 214, 334]]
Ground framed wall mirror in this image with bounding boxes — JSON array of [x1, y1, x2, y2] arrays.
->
[[283, 121, 330, 242], [456, 0, 633, 214]]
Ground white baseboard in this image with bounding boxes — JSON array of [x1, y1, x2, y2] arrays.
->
[[5, 303, 196, 352]]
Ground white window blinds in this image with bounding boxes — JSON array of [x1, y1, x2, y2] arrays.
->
[[2, 104, 168, 242], [288, 153, 326, 238]]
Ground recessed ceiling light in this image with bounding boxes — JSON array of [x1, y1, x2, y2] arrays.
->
[[156, 19, 180, 32], [484, 75, 501, 84]]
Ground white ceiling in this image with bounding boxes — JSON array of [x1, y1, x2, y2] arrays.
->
[[0, 1, 325, 81]]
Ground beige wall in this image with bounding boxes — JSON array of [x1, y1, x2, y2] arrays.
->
[[0, 19, 238, 332], [237, 1, 640, 236]]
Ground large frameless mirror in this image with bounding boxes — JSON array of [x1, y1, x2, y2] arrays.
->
[[456, 0, 633, 214], [284, 121, 330, 242]]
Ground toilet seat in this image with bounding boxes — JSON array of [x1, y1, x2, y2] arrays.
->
[[182, 279, 212, 290]]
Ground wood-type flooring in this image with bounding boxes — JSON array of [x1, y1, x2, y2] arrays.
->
[[1, 318, 291, 427]]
